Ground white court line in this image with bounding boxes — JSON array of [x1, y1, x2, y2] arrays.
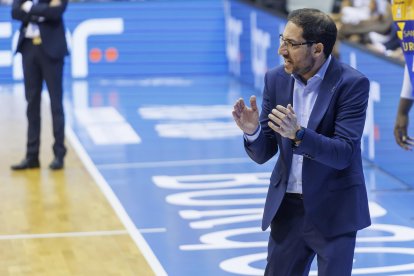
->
[[66, 127, 168, 276], [139, 228, 167, 233], [97, 157, 253, 170], [0, 230, 128, 240], [0, 228, 166, 240]]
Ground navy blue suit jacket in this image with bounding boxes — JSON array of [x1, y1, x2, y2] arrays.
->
[[245, 57, 371, 238], [12, 0, 69, 59]]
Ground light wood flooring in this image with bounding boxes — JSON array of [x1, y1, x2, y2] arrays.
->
[[0, 87, 154, 275]]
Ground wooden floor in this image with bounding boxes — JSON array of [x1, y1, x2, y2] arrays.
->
[[0, 88, 154, 275]]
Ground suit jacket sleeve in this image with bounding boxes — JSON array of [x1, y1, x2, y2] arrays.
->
[[244, 72, 279, 164], [11, 0, 31, 23], [294, 75, 370, 170], [29, 0, 68, 21], [11, 0, 67, 23]]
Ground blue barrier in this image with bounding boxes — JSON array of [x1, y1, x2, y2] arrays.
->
[[1, 0, 412, 185], [0, 1, 226, 81]]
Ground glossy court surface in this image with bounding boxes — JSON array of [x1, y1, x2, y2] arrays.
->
[[2, 72, 414, 275]]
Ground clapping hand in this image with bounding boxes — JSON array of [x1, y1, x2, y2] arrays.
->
[[232, 96, 259, 135], [268, 104, 300, 140]]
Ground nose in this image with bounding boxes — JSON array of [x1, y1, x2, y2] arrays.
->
[[278, 44, 288, 55]]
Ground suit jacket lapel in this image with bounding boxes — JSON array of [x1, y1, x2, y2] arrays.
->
[[278, 74, 294, 108], [307, 58, 341, 130], [278, 75, 294, 167]]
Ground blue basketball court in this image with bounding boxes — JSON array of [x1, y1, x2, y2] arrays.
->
[[63, 74, 414, 276], [1, 0, 414, 275]]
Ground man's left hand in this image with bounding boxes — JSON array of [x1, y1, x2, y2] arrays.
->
[[268, 104, 300, 139]]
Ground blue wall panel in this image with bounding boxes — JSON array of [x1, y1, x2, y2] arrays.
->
[[0, 1, 226, 81]]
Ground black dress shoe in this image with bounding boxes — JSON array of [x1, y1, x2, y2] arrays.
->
[[49, 158, 64, 170], [11, 158, 40, 170]]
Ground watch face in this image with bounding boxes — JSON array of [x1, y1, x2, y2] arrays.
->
[[296, 128, 305, 140]]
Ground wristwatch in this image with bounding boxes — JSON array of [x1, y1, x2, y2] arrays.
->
[[293, 127, 305, 142]]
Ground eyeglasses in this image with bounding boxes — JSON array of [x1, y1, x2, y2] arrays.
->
[[279, 34, 316, 50]]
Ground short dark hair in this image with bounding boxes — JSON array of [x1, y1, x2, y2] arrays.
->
[[287, 8, 337, 58]]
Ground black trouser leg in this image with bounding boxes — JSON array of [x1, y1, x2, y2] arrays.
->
[[41, 52, 66, 160], [21, 40, 43, 160]]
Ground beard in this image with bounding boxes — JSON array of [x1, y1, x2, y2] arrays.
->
[[282, 55, 315, 79]]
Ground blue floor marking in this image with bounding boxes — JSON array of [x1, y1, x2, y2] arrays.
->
[[63, 75, 414, 275]]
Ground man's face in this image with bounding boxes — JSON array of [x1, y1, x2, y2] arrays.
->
[[278, 21, 316, 80]]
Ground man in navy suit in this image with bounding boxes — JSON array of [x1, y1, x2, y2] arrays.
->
[[11, 0, 68, 170], [232, 8, 371, 276]]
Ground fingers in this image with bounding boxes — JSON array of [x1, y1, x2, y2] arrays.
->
[[268, 104, 298, 138], [267, 120, 290, 138], [393, 127, 403, 146], [232, 110, 240, 121], [276, 104, 293, 116], [232, 97, 260, 134], [268, 120, 281, 133], [233, 96, 259, 114], [287, 104, 295, 116], [394, 126, 413, 150], [233, 100, 299, 138], [50, 0, 61, 6], [405, 136, 414, 145], [233, 98, 245, 115], [403, 135, 414, 150], [269, 105, 294, 125], [268, 111, 286, 128], [250, 95, 258, 112]]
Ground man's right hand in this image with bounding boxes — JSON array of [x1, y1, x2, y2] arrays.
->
[[50, 0, 61, 7], [21, 1, 33, 13], [232, 95, 259, 135], [394, 98, 414, 151], [394, 113, 414, 151]]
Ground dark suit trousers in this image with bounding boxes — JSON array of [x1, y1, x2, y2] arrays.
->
[[21, 39, 66, 160], [265, 196, 357, 276]]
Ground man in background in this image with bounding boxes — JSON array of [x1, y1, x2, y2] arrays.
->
[[11, 0, 68, 170], [392, 0, 414, 150]]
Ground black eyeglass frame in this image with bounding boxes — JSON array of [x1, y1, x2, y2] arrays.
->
[[279, 34, 316, 48]]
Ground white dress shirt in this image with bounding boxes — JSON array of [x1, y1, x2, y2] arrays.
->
[[245, 55, 332, 194]]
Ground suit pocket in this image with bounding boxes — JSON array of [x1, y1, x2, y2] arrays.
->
[[328, 174, 363, 191]]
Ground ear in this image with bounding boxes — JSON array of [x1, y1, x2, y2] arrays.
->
[[313, 42, 324, 57]]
